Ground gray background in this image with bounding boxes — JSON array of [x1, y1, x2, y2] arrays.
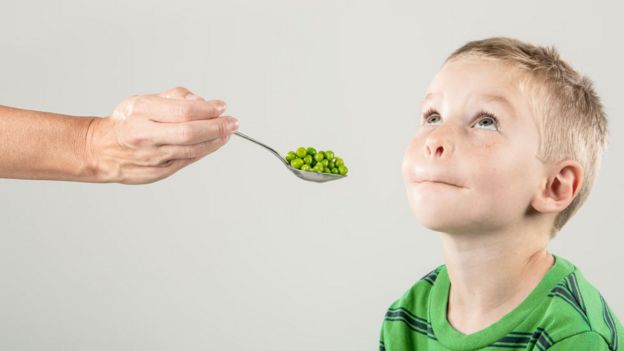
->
[[1, 0, 622, 350]]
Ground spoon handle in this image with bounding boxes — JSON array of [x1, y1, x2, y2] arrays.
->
[[233, 131, 289, 166]]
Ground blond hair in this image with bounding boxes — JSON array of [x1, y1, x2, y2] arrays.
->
[[445, 37, 608, 238]]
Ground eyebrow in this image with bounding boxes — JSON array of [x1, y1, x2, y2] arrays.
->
[[479, 94, 515, 116]]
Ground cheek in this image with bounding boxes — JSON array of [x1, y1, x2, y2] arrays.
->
[[401, 131, 541, 230], [468, 145, 537, 216], [401, 138, 421, 181]]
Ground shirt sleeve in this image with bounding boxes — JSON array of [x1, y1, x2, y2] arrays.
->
[[548, 331, 611, 350]]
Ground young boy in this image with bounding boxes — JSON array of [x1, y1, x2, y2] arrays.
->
[[380, 37, 623, 350]]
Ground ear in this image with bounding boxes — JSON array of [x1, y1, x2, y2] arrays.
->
[[530, 160, 584, 214]]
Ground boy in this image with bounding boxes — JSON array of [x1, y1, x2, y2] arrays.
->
[[380, 37, 623, 350]]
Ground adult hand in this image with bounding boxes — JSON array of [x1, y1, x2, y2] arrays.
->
[[87, 87, 239, 184]]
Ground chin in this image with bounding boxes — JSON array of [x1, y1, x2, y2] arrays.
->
[[405, 183, 470, 232], [410, 207, 469, 233]]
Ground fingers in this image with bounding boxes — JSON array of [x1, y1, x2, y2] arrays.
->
[[119, 139, 228, 184], [131, 95, 226, 123], [119, 157, 198, 185], [121, 134, 230, 168], [157, 86, 215, 103], [150, 116, 239, 145], [157, 137, 229, 164], [106, 87, 238, 184]]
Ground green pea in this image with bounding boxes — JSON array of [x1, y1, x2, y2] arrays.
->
[[338, 165, 348, 175], [296, 147, 307, 158], [285, 151, 297, 161], [288, 146, 347, 176], [314, 151, 325, 162], [290, 158, 304, 169]]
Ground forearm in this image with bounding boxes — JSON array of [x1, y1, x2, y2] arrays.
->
[[0, 105, 101, 182]]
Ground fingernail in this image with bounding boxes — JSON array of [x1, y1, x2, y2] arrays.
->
[[216, 100, 227, 112], [228, 118, 239, 131]]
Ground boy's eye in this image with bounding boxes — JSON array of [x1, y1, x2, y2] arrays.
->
[[422, 111, 499, 131], [422, 114, 441, 124], [474, 116, 498, 130]]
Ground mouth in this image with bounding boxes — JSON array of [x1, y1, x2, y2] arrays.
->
[[415, 180, 464, 188]]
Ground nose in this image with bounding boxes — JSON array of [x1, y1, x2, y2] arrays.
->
[[424, 127, 455, 159]]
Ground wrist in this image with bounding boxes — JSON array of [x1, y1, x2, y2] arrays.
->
[[83, 116, 116, 183]]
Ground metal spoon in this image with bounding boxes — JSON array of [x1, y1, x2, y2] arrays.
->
[[233, 131, 346, 183]]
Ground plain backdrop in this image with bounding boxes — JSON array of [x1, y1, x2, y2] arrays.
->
[[1, 0, 622, 350]]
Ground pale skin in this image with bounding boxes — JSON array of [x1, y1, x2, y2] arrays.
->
[[0, 87, 239, 184], [401, 56, 584, 335]]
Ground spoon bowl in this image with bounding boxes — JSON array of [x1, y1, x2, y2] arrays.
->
[[287, 165, 346, 183], [233, 131, 347, 183]]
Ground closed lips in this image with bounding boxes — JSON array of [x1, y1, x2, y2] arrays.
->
[[416, 179, 463, 187]]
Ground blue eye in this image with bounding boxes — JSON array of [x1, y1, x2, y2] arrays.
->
[[423, 114, 441, 124], [475, 116, 498, 130], [421, 109, 499, 131]]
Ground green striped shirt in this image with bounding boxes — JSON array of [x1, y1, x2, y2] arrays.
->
[[380, 254, 623, 350]]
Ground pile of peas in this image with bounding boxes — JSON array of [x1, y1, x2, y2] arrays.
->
[[285, 147, 349, 176]]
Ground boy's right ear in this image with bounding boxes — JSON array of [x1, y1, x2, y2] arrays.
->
[[530, 160, 584, 214]]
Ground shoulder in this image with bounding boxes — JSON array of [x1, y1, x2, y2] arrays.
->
[[388, 264, 445, 311], [542, 256, 623, 350], [382, 264, 445, 331], [547, 331, 612, 350]]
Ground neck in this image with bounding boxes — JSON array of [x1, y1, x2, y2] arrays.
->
[[441, 225, 554, 334]]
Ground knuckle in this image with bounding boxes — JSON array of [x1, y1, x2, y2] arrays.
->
[[157, 158, 170, 167], [193, 143, 211, 158], [176, 103, 194, 121], [152, 152, 171, 166], [209, 104, 222, 116], [124, 126, 150, 147], [160, 159, 175, 167], [134, 150, 151, 163], [148, 152, 172, 167], [177, 124, 195, 143], [130, 96, 145, 114], [217, 119, 229, 139], [134, 149, 161, 167], [172, 86, 189, 94], [168, 86, 191, 98], [205, 99, 226, 116], [176, 145, 202, 160], [127, 133, 146, 147], [160, 86, 196, 100], [182, 147, 196, 159]]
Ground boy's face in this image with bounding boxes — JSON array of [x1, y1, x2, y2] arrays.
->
[[402, 56, 546, 235]]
